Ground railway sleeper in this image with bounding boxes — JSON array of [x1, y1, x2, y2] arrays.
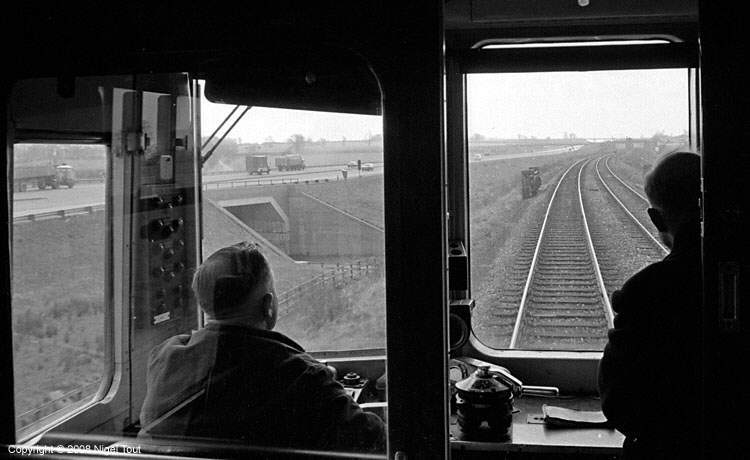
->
[[534, 278, 595, 286], [598, 267, 620, 273], [528, 310, 604, 318], [520, 339, 607, 350], [533, 279, 598, 288], [542, 247, 588, 253], [532, 285, 596, 293], [543, 238, 587, 244], [528, 305, 602, 313], [536, 265, 593, 270], [475, 324, 514, 335], [486, 311, 519, 321], [537, 259, 592, 265], [526, 326, 608, 337], [537, 258, 592, 271], [495, 299, 523, 306], [526, 318, 607, 328], [530, 295, 600, 304], [542, 245, 588, 250], [535, 273, 595, 279], [536, 268, 594, 275]]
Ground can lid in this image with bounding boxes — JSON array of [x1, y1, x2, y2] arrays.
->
[[455, 366, 512, 399]]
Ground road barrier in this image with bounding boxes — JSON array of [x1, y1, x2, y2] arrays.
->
[[13, 204, 104, 224]]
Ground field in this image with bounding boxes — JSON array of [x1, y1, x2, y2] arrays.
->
[[300, 175, 384, 229], [275, 260, 385, 351], [11, 213, 106, 420]]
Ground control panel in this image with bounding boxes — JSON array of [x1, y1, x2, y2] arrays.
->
[[138, 187, 193, 327], [129, 87, 198, 340], [325, 361, 387, 404], [340, 371, 371, 402]]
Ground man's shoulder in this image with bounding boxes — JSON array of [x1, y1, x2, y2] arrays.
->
[[620, 251, 699, 294], [611, 260, 673, 318], [619, 259, 669, 294], [149, 331, 195, 362], [212, 325, 329, 375]]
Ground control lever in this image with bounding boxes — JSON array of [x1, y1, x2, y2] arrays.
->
[[518, 385, 560, 397], [458, 357, 559, 398]]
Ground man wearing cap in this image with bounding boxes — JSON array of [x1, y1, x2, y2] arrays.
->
[[139, 242, 385, 452]]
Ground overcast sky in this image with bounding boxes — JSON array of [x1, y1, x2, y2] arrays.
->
[[200, 68, 688, 143]]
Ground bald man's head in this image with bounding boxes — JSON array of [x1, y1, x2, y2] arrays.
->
[[192, 242, 277, 328]]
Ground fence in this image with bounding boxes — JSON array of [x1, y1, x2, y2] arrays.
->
[[202, 173, 352, 191], [277, 259, 383, 316]]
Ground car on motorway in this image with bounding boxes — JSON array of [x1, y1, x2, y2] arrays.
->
[[473, 153, 483, 161], [347, 160, 358, 168], [361, 162, 374, 171]]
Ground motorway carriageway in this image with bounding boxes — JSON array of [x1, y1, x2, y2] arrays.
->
[[12, 146, 581, 218]]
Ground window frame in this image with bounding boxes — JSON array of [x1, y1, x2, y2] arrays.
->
[[7, 94, 122, 441], [446, 41, 700, 390]]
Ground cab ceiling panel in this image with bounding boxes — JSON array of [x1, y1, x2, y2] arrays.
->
[[445, 0, 699, 49]]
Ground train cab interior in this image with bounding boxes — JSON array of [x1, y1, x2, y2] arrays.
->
[[1, 2, 745, 459]]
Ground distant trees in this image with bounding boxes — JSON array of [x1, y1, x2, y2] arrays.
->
[[368, 133, 383, 145], [288, 134, 306, 154]]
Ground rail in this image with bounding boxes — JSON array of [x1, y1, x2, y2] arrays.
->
[[597, 156, 668, 255], [603, 156, 650, 204], [577, 159, 614, 329]]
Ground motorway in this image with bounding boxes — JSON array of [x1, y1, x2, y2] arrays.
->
[[12, 146, 582, 218], [12, 164, 382, 217]]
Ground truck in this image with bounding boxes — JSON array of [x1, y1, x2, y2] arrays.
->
[[245, 155, 271, 175], [275, 154, 305, 171], [521, 167, 541, 199], [14, 163, 76, 192]]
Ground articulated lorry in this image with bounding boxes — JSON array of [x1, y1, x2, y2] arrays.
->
[[245, 155, 271, 175], [14, 164, 76, 192], [275, 154, 305, 171]]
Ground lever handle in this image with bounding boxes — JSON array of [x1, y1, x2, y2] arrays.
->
[[521, 385, 560, 397], [719, 261, 740, 332]]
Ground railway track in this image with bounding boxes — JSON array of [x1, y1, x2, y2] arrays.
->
[[582, 156, 669, 303], [509, 159, 612, 350], [599, 156, 667, 252], [501, 154, 670, 351]]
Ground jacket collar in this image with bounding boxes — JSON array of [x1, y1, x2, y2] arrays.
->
[[204, 321, 306, 352], [666, 222, 701, 260]]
